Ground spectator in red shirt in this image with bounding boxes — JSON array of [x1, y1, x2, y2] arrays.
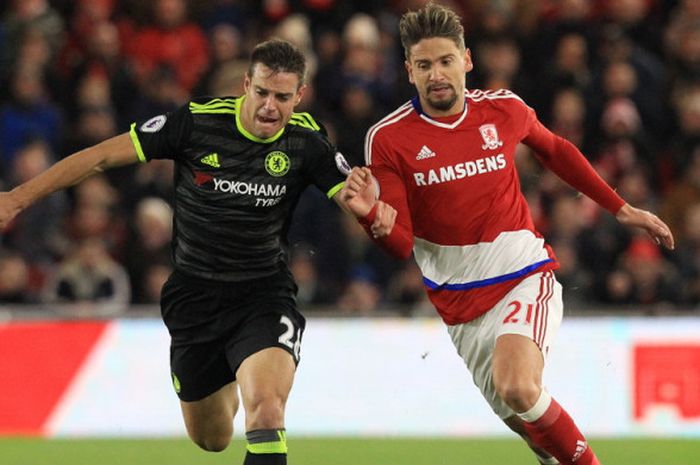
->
[[127, 0, 209, 96]]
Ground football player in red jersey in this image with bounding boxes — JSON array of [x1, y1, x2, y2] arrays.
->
[[341, 3, 674, 464]]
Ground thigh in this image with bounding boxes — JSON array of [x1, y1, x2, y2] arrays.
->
[[180, 381, 239, 446], [495, 270, 563, 357], [236, 347, 296, 431], [224, 280, 305, 376], [161, 273, 237, 401], [446, 270, 563, 419]]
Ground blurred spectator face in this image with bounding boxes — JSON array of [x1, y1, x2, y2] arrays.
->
[[343, 14, 380, 76], [605, 0, 649, 25], [0, 253, 30, 299], [559, 0, 591, 20], [155, 0, 187, 29], [12, 0, 48, 19], [135, 197, 173, 249], [623, 238, 663, 287], [210, 24, 242, 63], [276, 14, 313, 53], [76, 73, 112, 108], [77, 0, 114, 23], [76, 107, 117, 144], [72, 203, 111, 238], [683, 203, 700, 244], [90, 21, 121, 60], [11, 64, 44, 105], [75, 174, 118, 209], [77, 238, 109, 269], [549, 196, 584, 238], [342, 85, 373, 120], [677, 88, 700, 135], [17, 27, 51, 68], [602, 61, 638, 98], [143, 263, 172, 302], [617, 169, 651, 206], [601, 98, 641, 138], [678, 25, 700, 65], [555, 34, 588, 73], [316, 30, 341, 64], [12, 141, 51, 183], [480, 39, 520, 81], [552, 88, 585, 126]]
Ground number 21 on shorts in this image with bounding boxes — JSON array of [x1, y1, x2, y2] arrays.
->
[[278, 315, 302, 361], [503, 301, 533, 325]]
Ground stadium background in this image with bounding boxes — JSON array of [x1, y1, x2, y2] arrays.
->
[[0, 0, 699, 464]]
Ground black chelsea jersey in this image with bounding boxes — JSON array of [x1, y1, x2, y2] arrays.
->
[[129, 96, 348, 282]]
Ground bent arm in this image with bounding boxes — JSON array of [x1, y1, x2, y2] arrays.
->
[[358, 165, 414, 259], [0, 133, 139, 228]]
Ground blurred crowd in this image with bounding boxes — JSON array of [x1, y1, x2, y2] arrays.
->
[[1, 0, 700, 315]]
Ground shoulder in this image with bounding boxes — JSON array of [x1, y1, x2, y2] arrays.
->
[[467, 89, 529, 108], [187, 96, 238, 115], [466, 89, 534, 121], [287, 111, 334, 151]]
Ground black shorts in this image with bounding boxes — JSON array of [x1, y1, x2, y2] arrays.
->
[[160, 268, 305, 402]]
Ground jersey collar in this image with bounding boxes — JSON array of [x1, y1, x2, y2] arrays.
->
[[234, 96, 286, 143], [411, 92, 469, 129]]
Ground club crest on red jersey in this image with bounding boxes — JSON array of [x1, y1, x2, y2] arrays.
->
[[479, 124, 503, 150]]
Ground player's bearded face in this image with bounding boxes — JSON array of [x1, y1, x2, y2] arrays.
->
[[407, 38, 472, 117], [241, 64, 306, 139]]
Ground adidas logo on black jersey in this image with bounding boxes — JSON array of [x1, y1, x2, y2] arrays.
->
[[201, 153, 220, 168]]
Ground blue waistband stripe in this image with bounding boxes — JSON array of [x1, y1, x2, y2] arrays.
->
[[423, 259, 554, 291]]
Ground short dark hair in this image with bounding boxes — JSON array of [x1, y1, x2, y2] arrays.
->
[[248, 39, 307, 86], [399, 2, 465, 58]]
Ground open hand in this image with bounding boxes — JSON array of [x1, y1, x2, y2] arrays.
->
[[616, 203, 675, 250]]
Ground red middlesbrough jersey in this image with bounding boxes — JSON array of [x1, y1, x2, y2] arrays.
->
[[365, 89, 624, 325]]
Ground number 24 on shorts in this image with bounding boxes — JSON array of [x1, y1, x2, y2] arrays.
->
[[278, 315, 302, 361], [502, 301, 534, 325]]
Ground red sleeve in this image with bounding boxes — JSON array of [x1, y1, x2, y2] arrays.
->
[[359, 143, 414, 259], [522, 110, 626, 214]]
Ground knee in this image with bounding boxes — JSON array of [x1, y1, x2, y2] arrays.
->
[[493, 377, 541, 413], [246, 394, 286, 429], [190, 431, 232, 452]]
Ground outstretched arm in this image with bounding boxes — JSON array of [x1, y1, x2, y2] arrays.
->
[[523, 118, 674, 250], [0, 133, 139, 229]]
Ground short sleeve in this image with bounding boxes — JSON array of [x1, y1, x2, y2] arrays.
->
[[129, 105, 193, 162], [306, 132, 349, 199]]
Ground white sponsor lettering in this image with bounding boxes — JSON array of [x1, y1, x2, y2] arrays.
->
[[413, 154, 506, 187], [213, 178, 287, 197]]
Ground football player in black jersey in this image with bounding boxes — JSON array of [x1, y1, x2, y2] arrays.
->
[[0, 39, 391, 465]]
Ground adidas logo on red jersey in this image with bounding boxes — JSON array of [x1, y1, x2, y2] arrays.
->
[[416, 145, 436, 160]]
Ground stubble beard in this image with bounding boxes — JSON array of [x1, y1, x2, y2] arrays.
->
[[425, 86, 458, 112]]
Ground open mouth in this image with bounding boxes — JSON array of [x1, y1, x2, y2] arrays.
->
[[429, 84, 452, 95], [257, 115, 278, 124]]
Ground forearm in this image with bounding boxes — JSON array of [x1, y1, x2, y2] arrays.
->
[[11, 133, 136, 209], [359, 204, 414, 259]]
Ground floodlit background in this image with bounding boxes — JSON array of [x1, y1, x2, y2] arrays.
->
[[0, 2, 699, 463]]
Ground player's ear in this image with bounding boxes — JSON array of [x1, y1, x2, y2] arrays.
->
[[294, 84, 307, 105], [405, 60, 415, 84], [243, 73, 252, 93], [464, 48, 473, 73]]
